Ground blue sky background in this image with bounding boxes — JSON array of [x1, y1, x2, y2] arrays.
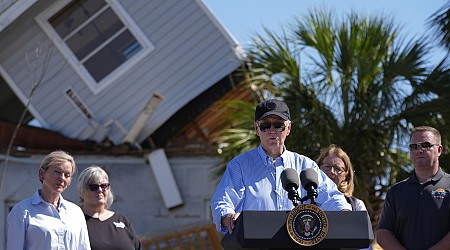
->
[[204, 0, 448, 64]]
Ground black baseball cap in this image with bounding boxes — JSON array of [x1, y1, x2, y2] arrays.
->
[[255, 99, 290, 121]]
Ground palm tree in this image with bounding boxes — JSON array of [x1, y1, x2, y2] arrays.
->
[[419, 0, 450, 167], [428, 1, 450, 51], [216, 8, 450, 229]]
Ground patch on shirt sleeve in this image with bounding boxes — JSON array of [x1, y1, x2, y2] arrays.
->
[[431, 188, 449, 199], [113, 221, 126, 228]]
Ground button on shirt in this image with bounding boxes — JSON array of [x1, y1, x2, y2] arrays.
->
[[210, 145, 351, 233], [7, 190, 91, 250]]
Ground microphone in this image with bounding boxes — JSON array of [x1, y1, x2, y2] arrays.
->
[[300, 168, 318, 204], [280, 168, 300, 206]]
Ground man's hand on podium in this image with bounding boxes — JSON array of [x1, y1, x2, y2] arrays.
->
[[221, 212, 241, 234]]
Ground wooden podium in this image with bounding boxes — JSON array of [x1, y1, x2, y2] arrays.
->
[[221, 210, 373, 249]]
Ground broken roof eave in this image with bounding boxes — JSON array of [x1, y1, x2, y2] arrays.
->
[[0, 0, 37, 33]]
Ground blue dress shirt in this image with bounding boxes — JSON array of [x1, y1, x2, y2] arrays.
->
[[210, 145, 351, 233], [7, 190, 91, 250]]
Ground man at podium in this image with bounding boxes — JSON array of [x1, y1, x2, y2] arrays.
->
[[210, 99, 351, 235]]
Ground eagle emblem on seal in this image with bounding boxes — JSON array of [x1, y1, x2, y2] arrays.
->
[[299, 214, 317, 236]]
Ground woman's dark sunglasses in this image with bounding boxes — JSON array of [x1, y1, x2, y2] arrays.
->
[[258, 122, 286, 132], [88, 183, 110, 191]]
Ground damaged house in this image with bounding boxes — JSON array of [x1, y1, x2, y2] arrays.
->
[[0, 0, 256, 248]]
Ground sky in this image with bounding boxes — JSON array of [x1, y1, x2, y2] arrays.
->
[[204, 0, 447, 63]]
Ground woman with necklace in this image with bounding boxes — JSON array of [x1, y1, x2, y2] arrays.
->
[[78, 165, 142, 250], [7, 150, 90, 249]]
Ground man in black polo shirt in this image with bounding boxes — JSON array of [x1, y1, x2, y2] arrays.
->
[[377, 126, 450, 249]]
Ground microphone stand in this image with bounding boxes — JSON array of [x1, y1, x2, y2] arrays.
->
[[300, 187, 317, 205], [287, 189, 300, 207]]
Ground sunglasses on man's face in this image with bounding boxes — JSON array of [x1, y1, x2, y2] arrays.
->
[[408, 141, 439, 151], [88, 183, 110, 191], [258, 122, 286, 132]]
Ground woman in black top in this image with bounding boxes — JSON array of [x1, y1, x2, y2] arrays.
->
[[78, 165, 142, 250]]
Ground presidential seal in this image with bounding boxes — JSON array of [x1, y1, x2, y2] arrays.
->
[[286, 204, 328, 246]]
